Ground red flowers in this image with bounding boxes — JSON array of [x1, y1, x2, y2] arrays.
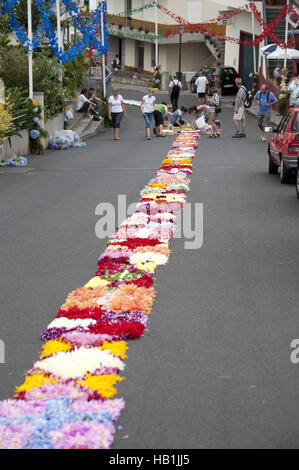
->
[[89, 321, 145, 339], [57, 306, 105, 320]]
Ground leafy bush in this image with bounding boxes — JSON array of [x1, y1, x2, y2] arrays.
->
[[0, 46, 88, 119], [0, 100, 13, 142], [277, 96, 287, 115]]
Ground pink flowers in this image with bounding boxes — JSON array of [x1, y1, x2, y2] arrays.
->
[[49, 422, 115, 449]]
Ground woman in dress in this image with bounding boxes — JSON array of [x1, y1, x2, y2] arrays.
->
[[108, 88, 127, 140], [140, 88, 156, 140]]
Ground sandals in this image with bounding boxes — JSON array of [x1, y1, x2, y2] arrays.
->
[[209, 134, 217, 138]]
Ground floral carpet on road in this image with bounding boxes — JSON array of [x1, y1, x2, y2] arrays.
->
[[0, 129, 200, 449]]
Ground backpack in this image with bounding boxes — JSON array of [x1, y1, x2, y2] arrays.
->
[[171, 80, 181, 96], [241, 85, 252, 109], [255, 90, 270, 103]]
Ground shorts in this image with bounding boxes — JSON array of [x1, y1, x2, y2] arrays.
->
[[215, 79, 222, 89], [111, 112, 123, 129], [197, 92, 206, 99], [258, 113, 271, 125], [208, 112, 217, 121], [233, 106, 245, 120], [153, 110, 164, 126], [78, 102, 89, 113]]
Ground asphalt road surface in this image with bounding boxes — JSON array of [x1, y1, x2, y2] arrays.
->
[[0, 90, 298, 449]]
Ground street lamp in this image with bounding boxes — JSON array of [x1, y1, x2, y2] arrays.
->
[[178, 24, 185, 82]]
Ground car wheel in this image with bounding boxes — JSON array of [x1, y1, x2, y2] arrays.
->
[[296, 166, 299, 199], [280, 157, 292, 184], [190, 82, 196, 94], [268, 148, 278, 175]]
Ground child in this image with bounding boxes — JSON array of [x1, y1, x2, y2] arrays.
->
[[206, 87, 221, 137]]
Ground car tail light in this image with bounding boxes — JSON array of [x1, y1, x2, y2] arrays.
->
[[287, 141, 299, 155]]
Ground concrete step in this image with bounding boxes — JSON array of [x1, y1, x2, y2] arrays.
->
[[81, 118, 104, 139], [71, 116, 95, 137]]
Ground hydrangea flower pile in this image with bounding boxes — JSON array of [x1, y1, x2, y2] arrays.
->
[[48, 132, 86, 151], [0, 129, 200, 449]]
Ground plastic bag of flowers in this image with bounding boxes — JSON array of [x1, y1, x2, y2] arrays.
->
[[0, 155, 27, 167], [48, 136, 72, 151], [73, 132, 86, 148]]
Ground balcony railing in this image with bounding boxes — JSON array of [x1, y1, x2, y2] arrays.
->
[[265, 0, 287, 6], [107, 15, 226, 37]]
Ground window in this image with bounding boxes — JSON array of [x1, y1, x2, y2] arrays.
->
[[279, 112, 291, 134], [290, 112, 299, 133]]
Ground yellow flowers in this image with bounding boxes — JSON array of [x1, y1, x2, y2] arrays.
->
[[77, 374, 123, 398], [134, 262, 157, 273], [39, 339, 72, 359], [100, 341, 128, 360], [15, 373, 59, 394], [84, 277, 109, 288], [0, 100, 12, 142]]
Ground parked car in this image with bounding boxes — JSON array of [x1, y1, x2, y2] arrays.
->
[[296, 156, 299, 198], [190, 66, 239, 95], [268, 108, 299, 184]]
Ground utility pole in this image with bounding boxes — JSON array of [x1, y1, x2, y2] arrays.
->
[[56, 0, 63, 84], [101, 2, 106, 98], [284, 0, 290, 70], [154, 0, 158, 66], [251, 7, 256, 74], [27, 0, 33, 99]]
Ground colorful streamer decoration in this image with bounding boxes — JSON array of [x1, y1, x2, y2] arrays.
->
[[1, 0, 109, 63], [0, 129, 200, 449]]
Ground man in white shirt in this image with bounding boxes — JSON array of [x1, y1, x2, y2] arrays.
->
[[195, 71, 208, 105], [77, 88, 96, 118]]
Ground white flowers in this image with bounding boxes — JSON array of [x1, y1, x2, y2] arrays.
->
[[34, 347, 125, 379], [130, 252, 169, 266], [46, 318, 96, 330]]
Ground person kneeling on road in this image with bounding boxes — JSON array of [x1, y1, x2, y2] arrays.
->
[[254, 84, 277, 142], [170, 106, 189, 130]]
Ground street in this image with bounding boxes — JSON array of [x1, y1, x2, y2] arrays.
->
[[0, 89, 299, 449]]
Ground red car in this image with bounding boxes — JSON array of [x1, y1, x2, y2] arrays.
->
[[268, 107, 299, 184]]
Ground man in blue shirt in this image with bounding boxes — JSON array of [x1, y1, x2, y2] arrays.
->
[[254, 84, 277, 142]]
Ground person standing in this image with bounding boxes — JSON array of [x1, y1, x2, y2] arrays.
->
[[288, 76, 299, 108], [111, 54, 121, 74], [108, 88, 127, 140], [141, 88, 156, 140], [254, 84, 277, 142], [195, 71, 208, 105], [214, 62, 223, 96], [153, 102, 168, 137], [169, 75, 182, 111], [232, 78, 246, 138], [273, 63, 283, 85]]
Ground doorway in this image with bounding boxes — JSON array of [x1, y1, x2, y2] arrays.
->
[[239, 32, 259, 90], [137, 43, 144, 73]]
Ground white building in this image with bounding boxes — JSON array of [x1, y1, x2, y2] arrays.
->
[[99, 0, 264, 88]]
